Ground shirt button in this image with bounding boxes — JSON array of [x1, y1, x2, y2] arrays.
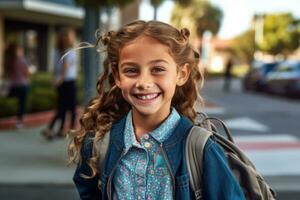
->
[[144, 134, 149, 140], [144, 142, 151, 148]]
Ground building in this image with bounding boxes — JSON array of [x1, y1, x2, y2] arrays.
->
[[0, 0, 140, 76]]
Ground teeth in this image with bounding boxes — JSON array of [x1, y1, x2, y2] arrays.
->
[[136, 93, 158, 100]]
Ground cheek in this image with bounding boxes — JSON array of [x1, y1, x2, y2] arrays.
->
[[117, 78, 133, 92]]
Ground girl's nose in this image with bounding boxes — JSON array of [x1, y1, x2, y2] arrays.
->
[[135, 75, 154, 90]]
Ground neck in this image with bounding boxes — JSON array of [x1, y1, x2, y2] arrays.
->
[[132, 109, 171, 141]]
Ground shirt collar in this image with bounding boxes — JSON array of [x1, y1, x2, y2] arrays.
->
[[124, 108, 181, 152]]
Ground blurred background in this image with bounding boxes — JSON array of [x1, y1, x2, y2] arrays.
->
[[0, 0, 299, 199]]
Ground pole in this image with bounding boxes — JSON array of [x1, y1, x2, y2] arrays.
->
[[83, 6, 101, 105]]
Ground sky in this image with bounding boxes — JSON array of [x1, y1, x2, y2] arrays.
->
[[140, 0, 300, 39]]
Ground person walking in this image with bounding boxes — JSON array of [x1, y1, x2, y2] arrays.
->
[[4, 43, 30, 128], [42, 27, 78, 140], [223, 56, 234, 92]]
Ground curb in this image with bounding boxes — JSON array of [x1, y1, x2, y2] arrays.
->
[[0, 107, 83, 131], [0, 110, 54, 130]]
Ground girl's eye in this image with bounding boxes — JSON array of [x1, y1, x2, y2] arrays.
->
[[152, 67, 165, 74], [123, 68, 138, 75]]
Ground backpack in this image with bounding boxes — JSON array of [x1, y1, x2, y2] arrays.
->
[[96, 113, 276, 200], [186, 112, 276, 200]]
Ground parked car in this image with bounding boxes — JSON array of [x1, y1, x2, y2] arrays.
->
[[266, 60, 300, 97], [243, 61, 279, 92]]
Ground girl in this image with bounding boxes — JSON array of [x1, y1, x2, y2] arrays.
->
[[42, 27, 78, 139], [68, 20, 245, 200]]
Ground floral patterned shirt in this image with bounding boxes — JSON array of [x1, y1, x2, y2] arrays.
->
[[113, 108, 180, 200]]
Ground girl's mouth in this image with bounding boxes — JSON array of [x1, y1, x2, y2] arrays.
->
[[134, 93, 161, 101]]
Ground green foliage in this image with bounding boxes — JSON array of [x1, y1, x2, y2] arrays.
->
[[0, 98, 17, 117], [258, 13, 300, 55], [150, 0, 164, 7], [233, 30, 255, 63], [150, 0, 192, 8], [28, 87, 56, 113], [0, 72, 84, 118], [172, 0, 223, 37]]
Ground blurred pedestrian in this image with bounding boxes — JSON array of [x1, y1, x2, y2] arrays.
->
[[4, 43, 31, 128], [223, 56, 234, 92], [42, 27, 78, 140]]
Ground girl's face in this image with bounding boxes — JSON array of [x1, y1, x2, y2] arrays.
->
[[115, 36, 190, 120]]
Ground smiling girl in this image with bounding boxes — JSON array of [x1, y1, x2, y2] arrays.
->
[[68, 20, 245, 200]]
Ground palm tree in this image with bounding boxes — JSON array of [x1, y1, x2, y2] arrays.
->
[[150, 0, 164, 20], [172, 0, 222, 37], [171, 0, 223, 54], [150, 0, 192, 20]]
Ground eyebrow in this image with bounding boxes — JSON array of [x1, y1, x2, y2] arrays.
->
[[120, 59, 169, 68]]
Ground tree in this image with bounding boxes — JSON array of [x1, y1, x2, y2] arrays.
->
[[171, 0, 223, 38], [150, 0, 192, 20], [150, 0, 164, 20], [171, 0, 222, 56], [232, 30, 255, 64], [75, 0, 134, 104], [258, 13, 300, 56]]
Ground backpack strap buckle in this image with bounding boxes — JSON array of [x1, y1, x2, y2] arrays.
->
[[195, 189, 203, 200]]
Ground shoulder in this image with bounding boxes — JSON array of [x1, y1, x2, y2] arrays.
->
[[202, 137, 245, 199], [203, 137, 228, 165]]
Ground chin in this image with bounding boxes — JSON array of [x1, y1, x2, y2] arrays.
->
[[132, 106, 161, 117]]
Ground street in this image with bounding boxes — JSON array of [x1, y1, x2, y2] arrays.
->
[[201, 78, 300, 137]]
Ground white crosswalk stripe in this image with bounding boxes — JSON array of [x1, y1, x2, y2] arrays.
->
[[225, 117, 270, 132], [235, 134, 300, 176]]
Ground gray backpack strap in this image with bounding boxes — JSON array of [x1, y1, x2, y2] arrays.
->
[[95, 131, 110, 187], [185, 126, 212, 200]]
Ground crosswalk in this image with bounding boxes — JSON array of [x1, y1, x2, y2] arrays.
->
[[201, 107, 300, 176], [236, 134, 300, 176], [225, 117, 270, 132]]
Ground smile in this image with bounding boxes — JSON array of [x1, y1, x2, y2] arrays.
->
[[134, 93, 161, 100]]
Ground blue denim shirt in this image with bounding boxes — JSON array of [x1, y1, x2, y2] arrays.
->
[[73, 115, 245, 200], [113, 109, 180, 200]]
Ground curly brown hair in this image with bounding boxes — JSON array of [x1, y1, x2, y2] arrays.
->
[[68, 20, 204, 178]]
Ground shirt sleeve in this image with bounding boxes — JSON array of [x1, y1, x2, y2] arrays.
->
[[73, 135, 101, 200], [202, 138, 246, 200]]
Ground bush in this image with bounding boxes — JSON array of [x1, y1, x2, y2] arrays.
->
[[0, 97, 17, 117], [0, 72, 84, 118], [28, 87, 56, 112]]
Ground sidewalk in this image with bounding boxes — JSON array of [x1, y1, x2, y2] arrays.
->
[[0, 110, 54, 130], [0, 107, 83, 130], [0, 125, 79, 200]]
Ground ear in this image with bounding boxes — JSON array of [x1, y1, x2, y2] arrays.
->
[[176, 63, 191, 86], [112, 68, 121, 88]]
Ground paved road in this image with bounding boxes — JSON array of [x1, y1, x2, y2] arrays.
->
[[201, 78, 300, 136]]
